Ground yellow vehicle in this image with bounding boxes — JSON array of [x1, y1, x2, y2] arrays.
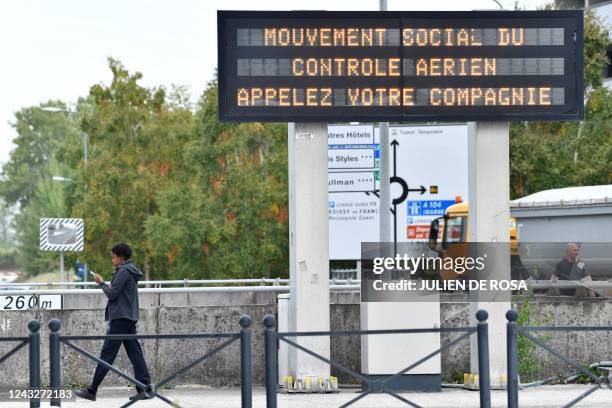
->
[[427, 199, 522, 280]]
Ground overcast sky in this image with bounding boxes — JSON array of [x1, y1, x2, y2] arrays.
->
[[0, 0, 547, 166]]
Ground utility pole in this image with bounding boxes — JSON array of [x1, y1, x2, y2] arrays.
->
[[378, 0, 390, 245]]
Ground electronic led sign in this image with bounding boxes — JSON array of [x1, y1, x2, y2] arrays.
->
[[218, 10, 583, 122]]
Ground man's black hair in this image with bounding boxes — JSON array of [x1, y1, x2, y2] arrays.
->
[[111, 243, 132, 260]]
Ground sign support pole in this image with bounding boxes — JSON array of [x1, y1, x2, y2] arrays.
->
[[59, 251, 65, 286], [379, 122, 391, 244], [378, 0, 390, 246], [83, 132, 88, 285], [288, 122, 331, 380], [467, 121, 511, 387]]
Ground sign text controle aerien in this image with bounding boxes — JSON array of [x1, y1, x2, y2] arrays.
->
[[217, 10, 583, 122]]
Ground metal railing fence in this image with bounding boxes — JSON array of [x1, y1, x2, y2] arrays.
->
[[263, 310, 493, 408], [0, 320, 40, 407], [47, 315, 252, 408], [506, 309, 612, 408]]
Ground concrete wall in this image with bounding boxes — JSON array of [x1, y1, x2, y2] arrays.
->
[[60, 290, 280, 309], [0, 294, 610, 389], [440, 299, 612, 382], [59, 290, 354, 309]]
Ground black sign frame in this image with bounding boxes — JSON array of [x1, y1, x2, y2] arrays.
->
[[218, 10, 583, 122]]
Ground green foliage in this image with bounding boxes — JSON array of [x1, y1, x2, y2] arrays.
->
[[0, 102, 78, 274], [582, 9, 610, 91], [0, 246, 17, 270], [145, 77, 289, 279], [71, 59, 193, 279], [510, 11, 611, 199], [445, 368, 465, 384], [568, 366, 597, 384], [14, 162, 69, 275], [69, 60, 288, 280], [0, 102, 80, 207], [0, 198, 15, 246], [513, 290, 552, 382]]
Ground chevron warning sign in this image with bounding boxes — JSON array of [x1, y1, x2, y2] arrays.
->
[[39, 218, 84, 252]]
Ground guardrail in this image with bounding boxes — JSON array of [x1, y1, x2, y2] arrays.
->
[[506, 309, 612, 408], [0, 284, 360, 296], [4, 278, 608, 291], [3, 278, 609, 289], [1, 279, 609, 297], [47, 315, 253, 408], [0, 278, 289, 287], [527, 280, 612, 290]]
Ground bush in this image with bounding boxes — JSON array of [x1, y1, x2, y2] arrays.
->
[[0, 246, 18, 270]]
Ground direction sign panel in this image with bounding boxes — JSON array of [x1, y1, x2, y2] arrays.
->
[[328, 125, 374, 144], [218, 10, 583, 122], [329, 171, 376, 193], [328, 124, 468, 259], [40, 218, 84, 252], [328, 148, 375, 169]]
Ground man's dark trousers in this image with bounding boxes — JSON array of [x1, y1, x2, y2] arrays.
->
[[88, 318, 151, 394]]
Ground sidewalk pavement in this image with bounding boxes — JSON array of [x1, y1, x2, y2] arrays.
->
[[8, 384, 610, 407]]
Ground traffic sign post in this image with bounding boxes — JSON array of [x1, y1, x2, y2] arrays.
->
[[40, 218, 84, 287], [60, 251, 65, 284], [217, 8, 584, 392], [288, 122, 331, 381], [467, 122, 511, 386]]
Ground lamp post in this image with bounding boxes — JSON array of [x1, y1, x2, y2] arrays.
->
[[42, 107, 88, 283]]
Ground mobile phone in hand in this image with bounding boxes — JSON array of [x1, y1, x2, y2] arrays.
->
[[89, 271, 97, 277]]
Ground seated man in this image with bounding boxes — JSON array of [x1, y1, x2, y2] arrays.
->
[[551, 242, 594, 296]]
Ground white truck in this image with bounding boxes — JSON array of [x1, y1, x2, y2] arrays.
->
[[510, 185, 612, 280]]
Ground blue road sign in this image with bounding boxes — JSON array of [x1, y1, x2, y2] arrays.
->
[[407, 200, 455, 217]]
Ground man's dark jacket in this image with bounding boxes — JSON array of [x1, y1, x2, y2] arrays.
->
[[99, 260, 143, 321]]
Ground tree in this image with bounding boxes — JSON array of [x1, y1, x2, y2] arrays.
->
[[13, 161, 69, 274], [0, 198, 15, 244], [0, 102, 80, 274], [145, 78, 289, 279], [0, 102, 80, 207], [510, 10, 611, 198], [73, 59, 193, 279], [0, 198, 17, 270]]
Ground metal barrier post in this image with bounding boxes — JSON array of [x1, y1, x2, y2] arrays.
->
[[263, 315, 277, 408], [476, 310, 491, 408], [48, 319, 61, 407], [506, 309, 519, 408], [239, 315, 253, 408], [28, 320, 41, 408]]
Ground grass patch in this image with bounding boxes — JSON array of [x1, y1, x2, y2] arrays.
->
[[513, 287, 553, 383]]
